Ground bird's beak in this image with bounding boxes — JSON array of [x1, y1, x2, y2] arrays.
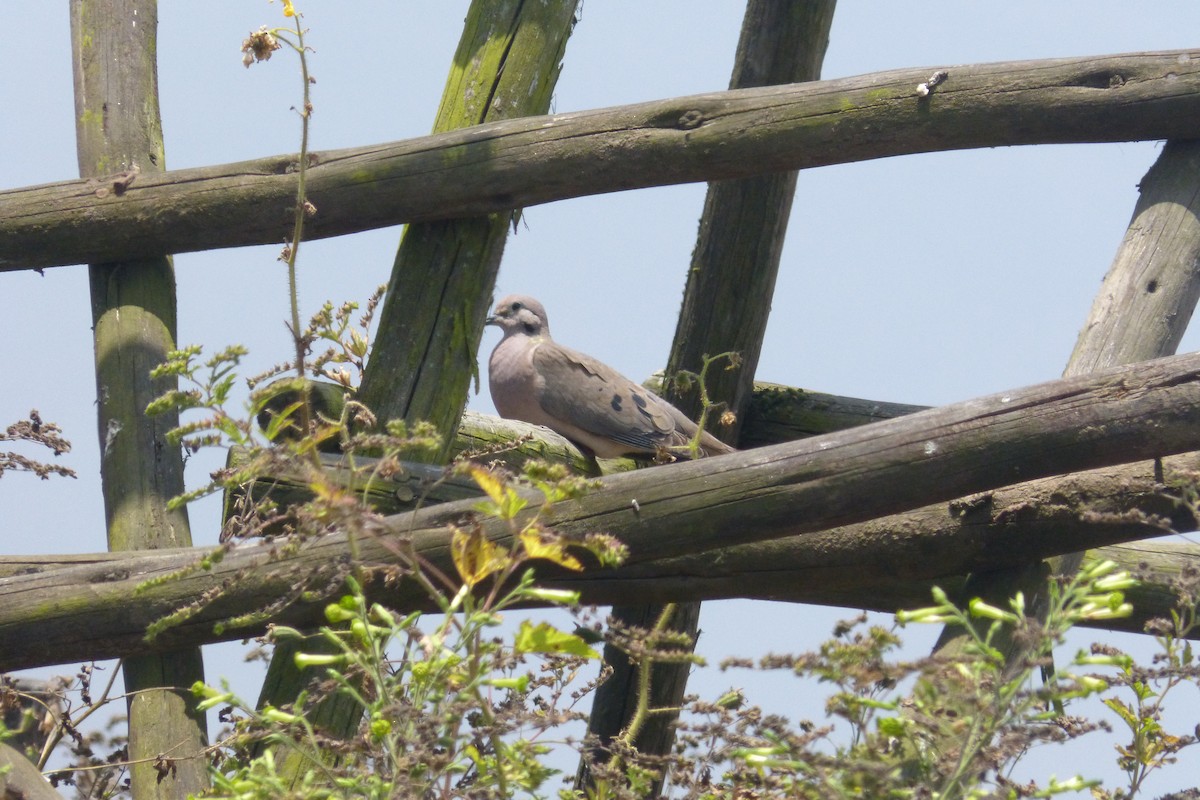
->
[[485, 314, 499, 326]]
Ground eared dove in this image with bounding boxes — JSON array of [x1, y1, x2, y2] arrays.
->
[[486, 294, 735, 459]]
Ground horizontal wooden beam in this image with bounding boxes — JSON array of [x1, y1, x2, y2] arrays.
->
[[4, 50, 1200, 271], [3, 351, 1200, 669]]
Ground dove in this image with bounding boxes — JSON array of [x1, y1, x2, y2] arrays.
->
[[485, 294, 735, 459]]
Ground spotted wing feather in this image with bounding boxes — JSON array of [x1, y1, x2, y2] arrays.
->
[[532, 341, 685, 454]]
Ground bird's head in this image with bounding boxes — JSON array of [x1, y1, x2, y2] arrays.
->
[[486, 295, 550, 338]]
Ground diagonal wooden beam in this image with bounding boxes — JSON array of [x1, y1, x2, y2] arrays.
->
[[934, 139, 1200, 658], [251, 1, 583, 785], [581, 2, 837, 791]]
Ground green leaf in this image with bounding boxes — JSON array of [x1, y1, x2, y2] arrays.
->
[[513, 620, 599, 658], [1102, 696, 1138, 727]]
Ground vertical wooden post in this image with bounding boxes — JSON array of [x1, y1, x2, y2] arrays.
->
[[255, 0, 581, 783], [579, 2, 836, 794], [70, 2, 208, 797], [357, 0, 581, 452]]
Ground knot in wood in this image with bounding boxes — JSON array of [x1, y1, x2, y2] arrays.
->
[[96, 567, 132, 583], [949, 492, 994, 521], [1073, 69, 1126, 90], [677, 109, 704, 130]]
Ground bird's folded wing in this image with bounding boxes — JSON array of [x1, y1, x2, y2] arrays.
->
[[532, 342, 682, 452]]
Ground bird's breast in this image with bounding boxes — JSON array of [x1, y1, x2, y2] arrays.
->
[[488, 336, 550, 423]]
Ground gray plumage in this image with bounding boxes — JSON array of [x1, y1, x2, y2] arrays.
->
[[486, 294, 735, 459]]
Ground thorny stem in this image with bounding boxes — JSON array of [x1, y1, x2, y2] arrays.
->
[[276, 15, 318, 466], [612, 601, 680, 771]]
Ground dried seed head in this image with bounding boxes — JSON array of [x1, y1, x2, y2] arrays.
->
[[242, 27, 281, 68]]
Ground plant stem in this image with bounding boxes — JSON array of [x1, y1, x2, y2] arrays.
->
[[279, 17, 317, 460], [614, 602, 679, 759]]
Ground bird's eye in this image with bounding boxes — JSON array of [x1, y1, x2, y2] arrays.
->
[[512, 301, 524, 311]]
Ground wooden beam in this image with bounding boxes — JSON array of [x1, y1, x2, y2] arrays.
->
[[4, 351, 1200, 670], [584, 1, 837, 787], [6, 50, 1200, 271], [70, 0, 209, 795]]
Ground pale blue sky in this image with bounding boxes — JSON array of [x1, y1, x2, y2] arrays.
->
[[3, 3, 1199, 794]]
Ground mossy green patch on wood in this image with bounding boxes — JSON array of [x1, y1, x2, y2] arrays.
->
[[865, 87, 896, 104]]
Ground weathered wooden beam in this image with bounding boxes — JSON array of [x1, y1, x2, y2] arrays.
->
[[753, 538, 1200, 639], [253, 4, 583, 784], [556, 454, 1200, 614], [356, 0, 580, 449], [2, 454, 1194, 656], [70, 1, 208, 796], [585, 1, 838, 787], [0, 742, 61, 800], [4, 351, 1200, 670], [935, 138, 1200, 659], [6, 50, 1200, 271], [1067, 140, 1200, 374]]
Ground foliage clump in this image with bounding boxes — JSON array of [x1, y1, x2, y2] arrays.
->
[[165, 557, 1200, 800]]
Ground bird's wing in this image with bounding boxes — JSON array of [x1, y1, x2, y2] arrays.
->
[[532, 341, 685, 453]]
